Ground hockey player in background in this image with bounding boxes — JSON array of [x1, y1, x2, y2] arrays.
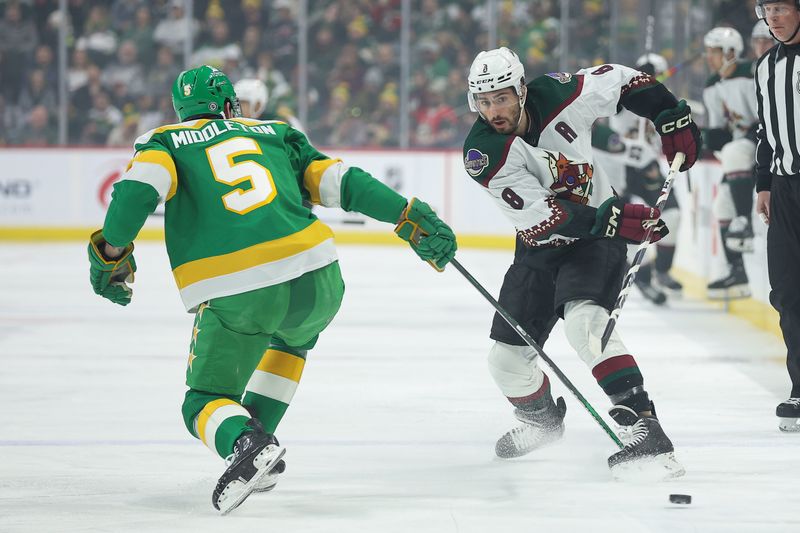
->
[[751, 19, 778, 59], [234, 77, 304, 130], [463, 47, 700, 476], [593, 53, 684, 305], [702, 27, 759, 300], [87, 65, 457, 514]]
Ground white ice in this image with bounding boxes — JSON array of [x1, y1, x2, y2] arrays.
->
[[1, 242, 797, 532]]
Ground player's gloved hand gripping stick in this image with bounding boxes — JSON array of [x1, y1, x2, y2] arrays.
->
[[395, 198, 457, 271], [598, 152, 685, 352]]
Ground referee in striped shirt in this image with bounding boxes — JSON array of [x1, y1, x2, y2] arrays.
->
[[754, 0, 800, 431]]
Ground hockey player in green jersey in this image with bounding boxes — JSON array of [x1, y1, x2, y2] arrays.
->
[[463, 47, 701, 477], [87, 65, 456, 514]]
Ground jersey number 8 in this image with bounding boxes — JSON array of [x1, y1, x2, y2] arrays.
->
[[206, 136, 277, 215]]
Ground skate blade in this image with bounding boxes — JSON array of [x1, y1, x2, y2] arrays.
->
[[495, 425, 565, 459], [218, 445, 286, 516], [610, 452, 685, 482], [778, 418, 800, 432], [707, 286, 751, 300]]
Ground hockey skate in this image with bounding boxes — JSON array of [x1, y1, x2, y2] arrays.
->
[[495, 397, 566, 459], [634, 276, 667, 305], [707, 264, 750, 300], [253, 459, 286, 493], [777, 398, 800, 433], [607, 405, 684, 480], [725, 216, 755, 253], [212, 419, 286, 515], [654, 271, 683, 296]]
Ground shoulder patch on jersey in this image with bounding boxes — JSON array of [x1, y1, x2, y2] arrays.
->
[[464, 148, 489, 177], [546, 72, 573, 84], [463, 120, 515, 186]]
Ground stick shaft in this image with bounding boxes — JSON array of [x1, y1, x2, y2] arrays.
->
[[600, 153, 685, 351], [450, 258, 624, 449]]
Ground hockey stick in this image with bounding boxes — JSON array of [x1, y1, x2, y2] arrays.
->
[[450, 258, 624, 449], [599, 152, 685, 352], [655, 53, 703, 83]]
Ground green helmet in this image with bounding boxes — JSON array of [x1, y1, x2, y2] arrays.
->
[[171, 65, 241, 121]]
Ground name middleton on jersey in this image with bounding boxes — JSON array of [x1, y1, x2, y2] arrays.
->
[[169, 120, 280, 149]]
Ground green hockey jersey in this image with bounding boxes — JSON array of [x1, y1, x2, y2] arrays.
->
[[102, 117, 406, 311]]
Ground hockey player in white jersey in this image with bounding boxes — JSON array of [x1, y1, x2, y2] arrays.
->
[[702, 27, 760, 299], [751, 19, 778, 59], [594, 53, 684, 304], [463, 47, 700, 476]]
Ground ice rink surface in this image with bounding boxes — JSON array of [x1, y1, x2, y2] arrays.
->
[[1, 242, 798, 532]]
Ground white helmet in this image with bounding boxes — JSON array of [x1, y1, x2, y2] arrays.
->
[[467, 47, 525, 113], [751, 19, 773, 41], [234, 78, 269, 117], [704, 27, 744, 58], [635, 53, 669, 76]]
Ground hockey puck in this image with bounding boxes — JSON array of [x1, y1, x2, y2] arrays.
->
[[669, 494, 691, 504]]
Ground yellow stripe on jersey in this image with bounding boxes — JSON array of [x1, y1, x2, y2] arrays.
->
[[133, 149, 178, 200], [229, 117, 287, 127], [173, 219, 335, 290], [256, 349, 305, 382], [303, 159, 341, 205], [196, 398, 237, 445]]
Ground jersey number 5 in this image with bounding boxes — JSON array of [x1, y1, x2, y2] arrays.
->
[[206, 136, 277, 215]]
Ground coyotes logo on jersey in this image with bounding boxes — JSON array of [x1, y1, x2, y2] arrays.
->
[[545, 151, 594, 205]]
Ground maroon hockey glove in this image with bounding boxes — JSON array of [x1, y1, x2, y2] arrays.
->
[[591, 198, 669, 244], [655, 100, 701, 172]]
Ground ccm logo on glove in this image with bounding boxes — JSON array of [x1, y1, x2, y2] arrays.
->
[[657, 114, 692, 134]]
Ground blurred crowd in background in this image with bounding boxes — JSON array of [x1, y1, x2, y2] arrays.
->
[[0, 0, 763, 148]]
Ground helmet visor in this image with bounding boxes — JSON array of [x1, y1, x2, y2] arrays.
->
[[756, 2, 796, 19]]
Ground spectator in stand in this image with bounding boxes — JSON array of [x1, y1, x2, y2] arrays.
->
[[76, 5, 118, 67], [413, 78, 459, 148], [18, 69, 57, 115], [264, 0, 298, 74], [192, 19, 241, 69], [153, 0, 200, 59], [145, 46, 181, 98], [123, 5, 156, 66], [0, 2, 38, 100], [68, 48, 92, 92], [33, 44, 57, 87], [81, 90, 122, 145], [103, 40, 145, 98], [365, 83, 400, 147], [15, 105, 55, 146]]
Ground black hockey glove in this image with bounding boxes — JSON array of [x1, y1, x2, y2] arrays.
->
[[655, 100, 701, 172], [591, 198, 669, 244]]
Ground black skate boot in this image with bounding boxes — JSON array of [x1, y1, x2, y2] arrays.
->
[[654, 271, 683, 296], [777, 398, 800, 433], [495, 397, 566, 459], [634, 268, 667, 305], [607, 405, 684, 479], [212, 419, 286, 514], [725, 216, 754, 253], [707, 263, 750, 300], [253, 459, 287, 493]]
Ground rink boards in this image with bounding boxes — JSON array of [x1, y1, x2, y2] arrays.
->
[[0, 147, 777, 334]]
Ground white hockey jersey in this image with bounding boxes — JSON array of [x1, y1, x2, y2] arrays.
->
[[703, 61, 759, 139]]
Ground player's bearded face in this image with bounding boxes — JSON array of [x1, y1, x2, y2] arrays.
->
[[476, 89, 522, 135]]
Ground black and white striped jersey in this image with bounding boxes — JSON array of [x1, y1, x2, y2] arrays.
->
[[754, 43, 800, 191]]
